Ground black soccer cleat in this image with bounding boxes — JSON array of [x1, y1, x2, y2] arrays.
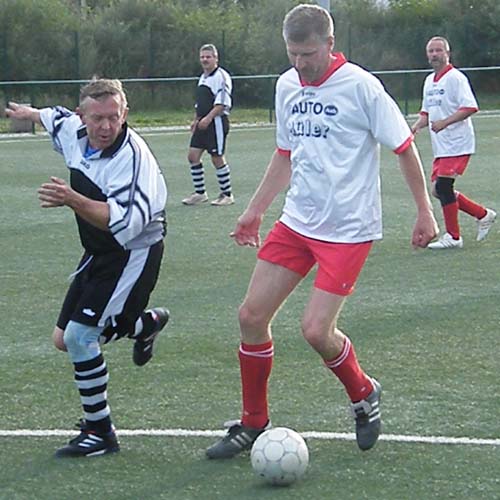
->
[[55, 421, 120, 458], [350, 378, 382, 451], [206, 419, 271, 459], [133, 307, 170, 366]]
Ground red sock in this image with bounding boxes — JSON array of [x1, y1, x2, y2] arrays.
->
[[325, 337, 373, 402], [442, 201, 460, 239], [456, 191, 487, 219], [239, 341, 273, 429]]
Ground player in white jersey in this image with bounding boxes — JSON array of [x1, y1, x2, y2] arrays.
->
[[5, 79, 169, 458], [182, 44, 235, 206], [206, 4, 437, 459], [412, 36, 496, 249]]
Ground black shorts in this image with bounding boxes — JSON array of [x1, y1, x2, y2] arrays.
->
[[190, 115, 229, 156], [57, 241, 164, 333]]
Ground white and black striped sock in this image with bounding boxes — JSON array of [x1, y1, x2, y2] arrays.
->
[[190, 163, 206, 194], [74, 354, 112, 435], [215, 164, 231, 196]]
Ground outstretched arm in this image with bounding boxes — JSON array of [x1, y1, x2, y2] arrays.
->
[[398, 142, 439, 248], [5, 102, 42, 125], [231, 150, 291, 247]]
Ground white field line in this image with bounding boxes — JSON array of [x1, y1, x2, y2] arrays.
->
[[1, 429, 499, 446]]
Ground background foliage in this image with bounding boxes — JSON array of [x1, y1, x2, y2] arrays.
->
[[3, 0, 500, 79], [1, 0, 500, 111]]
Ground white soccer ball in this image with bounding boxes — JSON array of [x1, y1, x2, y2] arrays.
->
[[250, 427, 309, 486]]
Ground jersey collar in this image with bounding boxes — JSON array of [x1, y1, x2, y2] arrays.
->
[[433, 64, 453, 82], [299, 52, 347, 87], [204, 66, 219, 77], [101, 124, 128, 158]]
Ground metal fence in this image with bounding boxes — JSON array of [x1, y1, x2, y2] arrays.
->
[[2, 66, 500, 123]]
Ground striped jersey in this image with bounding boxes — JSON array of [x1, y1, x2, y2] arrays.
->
[[276, 53, 413, 243], [39, 106, 167, 254], [420, 65, 478, 158], [195, 66, 232, 118]]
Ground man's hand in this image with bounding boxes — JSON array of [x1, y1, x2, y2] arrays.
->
[[5, 102, 41, 123], [431, 109, 475, 134], [230, 211, 264, 247], [38, 176, 74, 208], [411, 115, 428, 136], [197, 116, 212, 130], [430, 119, 447, 133], [38, 176, 110, 230], [190, 118, 199, 133], [412, 210, 439, 248]]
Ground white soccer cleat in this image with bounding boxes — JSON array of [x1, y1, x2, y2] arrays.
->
[[427, 232, 463, 249], [182, 192, 208, 205], [476, 208, 496, 241], [211, 193, 234, 206]]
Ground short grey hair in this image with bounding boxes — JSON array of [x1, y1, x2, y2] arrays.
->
[[199, 44, 218, 57], [80, 78, 128, 110], [283, 4, 334, 43], [427, 36, 451, 52]]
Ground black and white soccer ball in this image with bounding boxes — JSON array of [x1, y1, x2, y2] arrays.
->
[[250, 427, 309, 486]]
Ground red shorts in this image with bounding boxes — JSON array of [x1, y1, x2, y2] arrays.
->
[[257, 222, 372, 296], [431, 155, 471, 182]]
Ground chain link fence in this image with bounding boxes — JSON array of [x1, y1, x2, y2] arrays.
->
[[2, 67, 500, 127]]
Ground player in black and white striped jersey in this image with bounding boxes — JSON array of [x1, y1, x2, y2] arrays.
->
[[5, 78, 169, 457], [182, 44, 235, 207]]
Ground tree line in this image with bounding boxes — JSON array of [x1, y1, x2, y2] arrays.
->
[[1, 0, 499, 108]]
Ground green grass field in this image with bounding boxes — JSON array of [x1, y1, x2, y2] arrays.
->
[[1, 118, 500, 499]]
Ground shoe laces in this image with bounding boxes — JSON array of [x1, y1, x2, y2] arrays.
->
[[478, 217, 493, 230], [350, 399, 375, 419], [222, 419, 242, 430], [68, 421, 94, 445], [73, 418, 115, 436], [75, 418, 88, 432]]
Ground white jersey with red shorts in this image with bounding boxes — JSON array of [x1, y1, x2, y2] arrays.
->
[[420, 64, 478, 158], [275, 53, 413, 244]]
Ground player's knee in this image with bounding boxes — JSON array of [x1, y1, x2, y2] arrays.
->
[[212, 156, 225, 168], [188, 152, 201, 165], [301, 318, 323, 348], [238, 303, 269, 335], [63, 321, 102, 363], [238, 303, 257, 329], [52, 327, 67, 352], [301, 315, 336, 352], [434, 177, 456, 206], [63, 323, 83, 354]]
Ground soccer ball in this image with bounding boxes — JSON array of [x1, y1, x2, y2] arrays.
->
[[250, 427, 309, 486]]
